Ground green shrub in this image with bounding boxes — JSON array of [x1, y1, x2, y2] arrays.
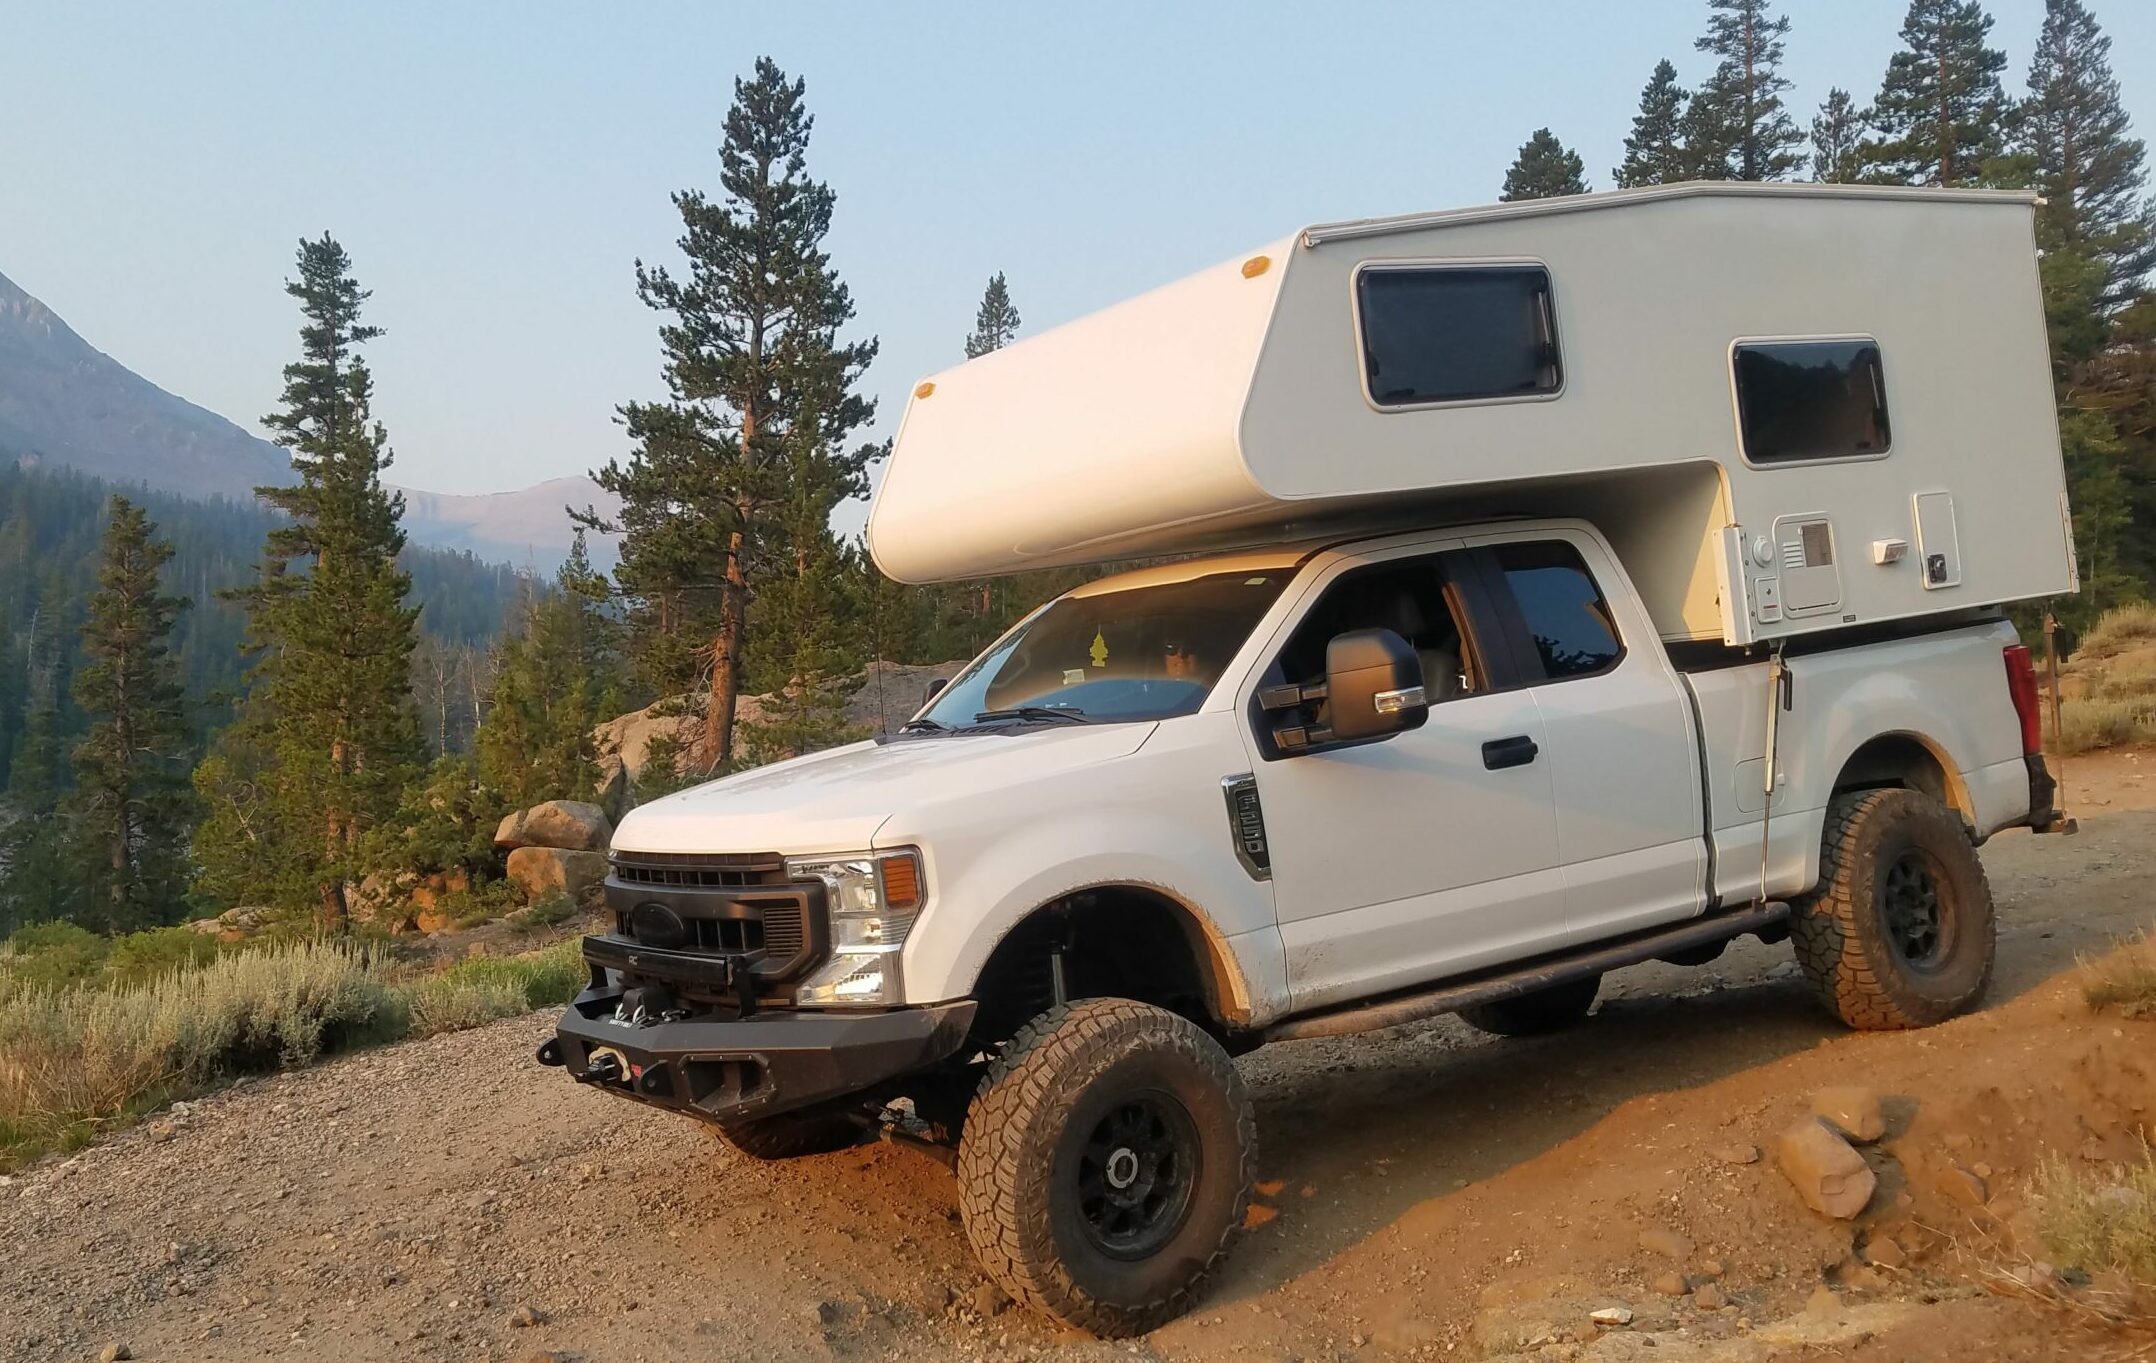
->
[[2078, 603, 2156, 661], [398, 939, 585, 1038], [0, 922, 112, 989], [103, 926, 223, 986], [2033, 1142, 2156, 1286], [2052, 696, 2156, 755], [512, 891, 579, 931]]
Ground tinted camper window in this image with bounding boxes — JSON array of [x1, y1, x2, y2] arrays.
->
[[1734, 339, 1891, 463], [1357, 266, 1561, 407]]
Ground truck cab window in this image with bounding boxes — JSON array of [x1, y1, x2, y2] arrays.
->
[[1274, 555, 1478, 702], [1490, 541, 1623, 680]]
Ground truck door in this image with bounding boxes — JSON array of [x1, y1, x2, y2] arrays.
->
[[1463, 530, 1708, 942], [1241, 543, 1568, 1013]]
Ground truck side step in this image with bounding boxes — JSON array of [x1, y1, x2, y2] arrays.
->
[[1263, 902, 1791, 1043]]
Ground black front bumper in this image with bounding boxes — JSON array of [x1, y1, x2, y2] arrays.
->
[[542, 984, 977, 1126]]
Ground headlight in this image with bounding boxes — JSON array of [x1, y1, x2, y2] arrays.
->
[[787, 848, 924, 1007]]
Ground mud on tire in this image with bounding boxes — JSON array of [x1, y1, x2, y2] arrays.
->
[[1460, 973, 1601, 1037], [715, 1107, 866, 1161], [956, 998, 1256, 1337], [1790, 788, 1996, 1030]]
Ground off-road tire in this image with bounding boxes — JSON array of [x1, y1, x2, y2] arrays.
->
[[715, 1108, 866, 1161], [956, 999, 1256, 1337], [1790, 788, 1996, 1030], [1459, 973, 1602, 1037]]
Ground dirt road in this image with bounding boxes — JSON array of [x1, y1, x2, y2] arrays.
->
[[4, 753, 2153, 1363]]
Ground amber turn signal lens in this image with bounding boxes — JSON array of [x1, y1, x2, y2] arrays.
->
[[913, 380, 936, 399], [878, 852, 923, 911], [1241, 254, 1271, 279]]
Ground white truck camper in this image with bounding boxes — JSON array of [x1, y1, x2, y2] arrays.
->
[[546, 184, 2073, 1336]]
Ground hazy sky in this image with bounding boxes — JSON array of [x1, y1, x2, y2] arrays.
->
[[6, 1, 2153, 517]]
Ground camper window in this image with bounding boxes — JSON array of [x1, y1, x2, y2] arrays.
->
[[1355, 265, 1561, 408], [1733, 339, 1892, 464]]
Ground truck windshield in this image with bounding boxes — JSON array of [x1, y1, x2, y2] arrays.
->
[[916, 569, 1291, 728]]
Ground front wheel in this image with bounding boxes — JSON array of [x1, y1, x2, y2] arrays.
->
[[1790, 788, 1996, 1030], [957, 999, 1255, 1336]]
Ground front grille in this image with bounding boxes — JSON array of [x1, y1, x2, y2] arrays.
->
[[604, 851, 824, 991], [611, 850, 788, 889]]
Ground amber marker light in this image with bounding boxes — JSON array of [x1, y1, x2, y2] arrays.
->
[[877, 850, 924, 912], [913, 380, 936, 398], [1241, 254, 1271, 278]]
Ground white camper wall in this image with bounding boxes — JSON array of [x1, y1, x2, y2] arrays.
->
[[869, 185, 2074, 646]]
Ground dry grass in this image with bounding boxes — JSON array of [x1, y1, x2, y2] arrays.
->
[[0, 937, 586, 1170], [2053, 605, 2156, 755], [2032, 1144, 2156, 1290], [2084, 935, 2156, 1019], [2078, 603, 2156, 662]]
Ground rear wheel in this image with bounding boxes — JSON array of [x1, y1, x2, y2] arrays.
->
[[715, 1107, 866, 1161], [957, 999, 1255, 1336], [1459, 973, 1601, 1037], [1791, 788, 1996, 1030]]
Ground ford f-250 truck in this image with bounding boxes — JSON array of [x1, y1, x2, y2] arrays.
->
[[541, 515, 2061, 1334]]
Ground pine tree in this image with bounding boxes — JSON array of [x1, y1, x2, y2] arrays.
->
[[0, 680, 77, 932], [2020, 0, 2154, 310], [477, 532, 621, 806], [586, 57, 878, 775], [1811, 88, 1870, 182], [1691, 0, 1805, 180], [1864, 0, 2011, 186], [206, 235, 422, 928], [963, 273, 1023, 359], [66, 497, 193, 931], [1615, 61, 1694, 188], [1501, 129, 1589, 201]]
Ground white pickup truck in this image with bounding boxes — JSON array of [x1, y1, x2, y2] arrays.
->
[[542, 515, 2061, 1334]]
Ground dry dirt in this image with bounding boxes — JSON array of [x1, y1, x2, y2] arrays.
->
[[4, 752, 2154, 1363]]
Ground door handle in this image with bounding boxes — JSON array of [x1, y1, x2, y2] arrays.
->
[[1482, 735, 1539, 770]]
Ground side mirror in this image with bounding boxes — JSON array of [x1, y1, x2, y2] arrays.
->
[[1323, 628, 1429, 742], [922, 677, 950, 705]]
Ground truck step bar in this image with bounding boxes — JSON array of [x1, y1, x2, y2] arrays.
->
[[1263, 902, 1791, 1043]]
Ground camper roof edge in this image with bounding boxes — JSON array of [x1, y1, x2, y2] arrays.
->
[[1299, 181, 2042, 248]]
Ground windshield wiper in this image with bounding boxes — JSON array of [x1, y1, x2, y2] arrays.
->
[[898, 716, 951, 733], [972, 705, 1092, 725]]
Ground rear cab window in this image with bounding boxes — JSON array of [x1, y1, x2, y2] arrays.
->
[[1483, 540, 1625, 682]]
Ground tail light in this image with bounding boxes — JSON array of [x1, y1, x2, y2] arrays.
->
[[2003, 645, 2042, 756]]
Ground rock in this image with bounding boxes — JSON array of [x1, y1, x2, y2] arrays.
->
[[407, 868, 469, 914], [1692, 1282, 1727, 1310], [99, 1347, 132, 1363], [1651, 1271, 1690, 1297], [496, 800, 613, 853], [1776, 1117, 1877, 1219], [594, 753, 635, 825], [971, 1281, 1009, 1318], [1697, 1259, 1726, 1279], [1712, 1143, 1762, 1165], [1937, 1161, 1989, 1207], [505, 847, 609, 907], [1860, 1234, 1907, 1269], [1590, 1306, 1634, 1328], [1810, 1087, 1887, 1143], [507, 1305, 546, 1327], [1639, 1227, 1693, 1261]]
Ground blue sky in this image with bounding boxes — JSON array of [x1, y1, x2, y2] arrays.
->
[[5, 1, 2153, 517]]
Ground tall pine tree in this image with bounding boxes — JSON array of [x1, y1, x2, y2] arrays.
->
[[588, 58, 878, 775], [963, 273, 1023, 359], [67, 497, 193, 932], [1615, 60, 1693, 188], [2020, 0, 2154, 310], [204, 235, 421, 928], [1501, 129, 1589, 201], [478, 531, 621, 807], [1863, 0, 2011, 186], [1691, 0, 1805, 181], [1810, 88, 1869, 183]]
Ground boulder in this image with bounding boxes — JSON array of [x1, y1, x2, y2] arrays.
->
[[495, 800, 613, 853], [1811, 1086, 1887, 1144], [505, 846, 608, 906], [349, 871, 419, 930], [593, 754, 635, 825], [1776, 1117, 1877, 1219]]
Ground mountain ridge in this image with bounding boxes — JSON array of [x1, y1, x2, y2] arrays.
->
[[0, 268, 613, 569]]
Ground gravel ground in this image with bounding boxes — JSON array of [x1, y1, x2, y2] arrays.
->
[[3, 754, 2152, 1363]]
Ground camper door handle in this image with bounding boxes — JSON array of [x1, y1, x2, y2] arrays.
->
[[1482, 735, 1539, 770]]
